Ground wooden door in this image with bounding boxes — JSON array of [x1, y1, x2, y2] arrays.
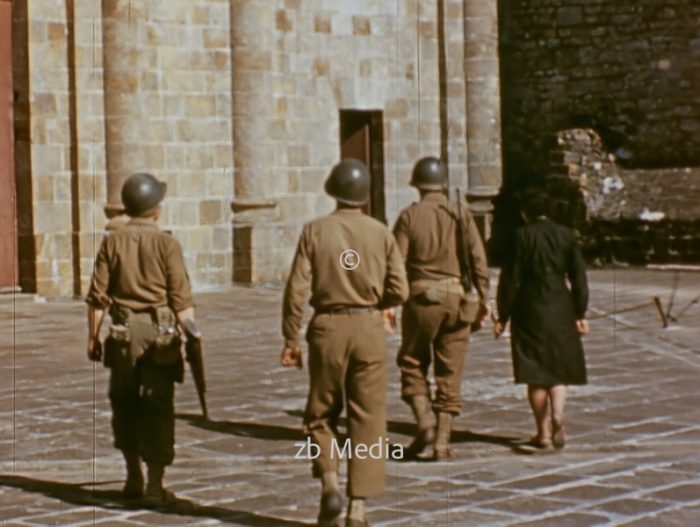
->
[[339, 110, 386, 223], [0, 0, 16, 290], [340, 115, 371, 215]]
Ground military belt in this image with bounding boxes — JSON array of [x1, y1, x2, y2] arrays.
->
[[315, 306, 377, 315], [409, 277, 464, 298]]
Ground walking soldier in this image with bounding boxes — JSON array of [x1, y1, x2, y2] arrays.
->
[[281, 159, 409, 527], [393, 157, 490, 460], [85, 173, 195, 505]]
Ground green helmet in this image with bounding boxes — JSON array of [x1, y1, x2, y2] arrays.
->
[[324, 159, 370, 206], [410, 157, 447, 190], [121, 173, 167, 217]]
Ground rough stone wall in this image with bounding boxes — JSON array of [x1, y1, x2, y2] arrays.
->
[[551, 128, 700, 264], [231, 0, 448, 282], [499, 0, 700, 181]]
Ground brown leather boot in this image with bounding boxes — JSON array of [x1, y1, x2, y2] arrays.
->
[[122, 451, 143, 498], [404, 395, 436, 459], [433, 412, 456, 460], [144, 463, 177, 507], [346, 498, 369, 527]]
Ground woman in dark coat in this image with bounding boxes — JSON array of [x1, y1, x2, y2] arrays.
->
[[494, 190, 589, 449]]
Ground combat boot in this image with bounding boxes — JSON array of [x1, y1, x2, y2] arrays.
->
[[122, 451, 144, 498], [346, 519, 370, 527], [318, 471, 343, 527], [346, 497, 369, 527], [143, 462, 177, 507], [404, 395, 435, 459], [433, 412, 456, 460]]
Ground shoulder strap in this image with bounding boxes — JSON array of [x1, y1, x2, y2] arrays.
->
[[438, 201, 474, 291]]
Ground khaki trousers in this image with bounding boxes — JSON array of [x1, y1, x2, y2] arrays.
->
[[397, 293, 471, 414], [304, 310, 387, 498], [107, 314, 176, 465]]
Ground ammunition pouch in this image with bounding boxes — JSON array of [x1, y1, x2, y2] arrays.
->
[[108, 324, 131, 343], [149, 306, 182, 365], [107, 304, 184, 382]]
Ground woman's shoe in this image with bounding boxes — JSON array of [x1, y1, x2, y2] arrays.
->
[[518, 436, 552, 449]]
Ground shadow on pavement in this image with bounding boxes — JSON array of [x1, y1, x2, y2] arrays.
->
[[0, 474, 313, 526], [178, 413, 305, 441], [283, 409, 521, 448]]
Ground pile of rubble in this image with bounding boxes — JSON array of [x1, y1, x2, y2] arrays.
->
[[547, 128, 700, 263]]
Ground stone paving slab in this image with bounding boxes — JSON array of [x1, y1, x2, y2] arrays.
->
[[1, 269, 700, 525]]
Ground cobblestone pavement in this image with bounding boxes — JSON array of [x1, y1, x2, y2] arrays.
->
[[1, 269, 700, 526]]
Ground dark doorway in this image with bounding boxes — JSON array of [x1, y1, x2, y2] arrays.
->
[[0, 0, 17, 291], [339, 110, 386, 224]]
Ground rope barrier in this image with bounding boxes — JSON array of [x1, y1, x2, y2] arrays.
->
[[588, 296, 669, 328]]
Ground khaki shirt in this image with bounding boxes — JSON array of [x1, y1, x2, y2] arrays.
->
[[393, 192, 489, 301], [85, 218, 194, 312], [282, 208, 409, 348]]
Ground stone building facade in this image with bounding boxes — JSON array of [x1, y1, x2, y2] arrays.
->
[[2, 0, 503, 297], [3, 0, 698, 297]]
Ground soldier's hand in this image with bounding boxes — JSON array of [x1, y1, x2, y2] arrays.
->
[[87, 337, 103, 362], [493, 321, 505, 339], [473, 303, 492, 330], [381, 308, 397, 334], [576, 319, 589, 335], [280, 346, 303, 369]]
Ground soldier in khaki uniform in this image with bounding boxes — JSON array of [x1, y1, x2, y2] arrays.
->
[[281, 159, 409, 527], [85, 173, 195, 505], [393, 157, 490, 460]]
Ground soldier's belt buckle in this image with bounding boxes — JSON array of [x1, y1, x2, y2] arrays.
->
[[109, 324, 131, 343]]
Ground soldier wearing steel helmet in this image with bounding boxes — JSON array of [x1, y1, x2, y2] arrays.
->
[[281, 159, 409, 527], [85, 173, 195, 505], [393, 157, 490, 460]]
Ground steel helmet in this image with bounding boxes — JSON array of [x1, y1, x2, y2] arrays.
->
[[324, 159, 370, 206], [410, 157, 447, 190], [121, 173, 167, 217]]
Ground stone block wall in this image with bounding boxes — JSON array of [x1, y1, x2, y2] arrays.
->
[[14, 0, 76, 297], [13, 0, 234, 297], [499, 0, 700, 181], [101, 0, 234, 290], [231, 0, 452, 282], [11, 0, 498, 294]]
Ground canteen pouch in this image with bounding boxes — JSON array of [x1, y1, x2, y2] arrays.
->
[[105, 305, 133, 368], [103, 336, 122, 369], [458, 291, 481, 324]]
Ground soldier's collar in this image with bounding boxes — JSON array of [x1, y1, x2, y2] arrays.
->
[[333, 208, 363, 215], [422, 192, 447, 203], [127, 217, 160, 228]]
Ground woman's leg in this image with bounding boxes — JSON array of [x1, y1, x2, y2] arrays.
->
[[549, 385, 567, 448], [527, 385, 552, 446]]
